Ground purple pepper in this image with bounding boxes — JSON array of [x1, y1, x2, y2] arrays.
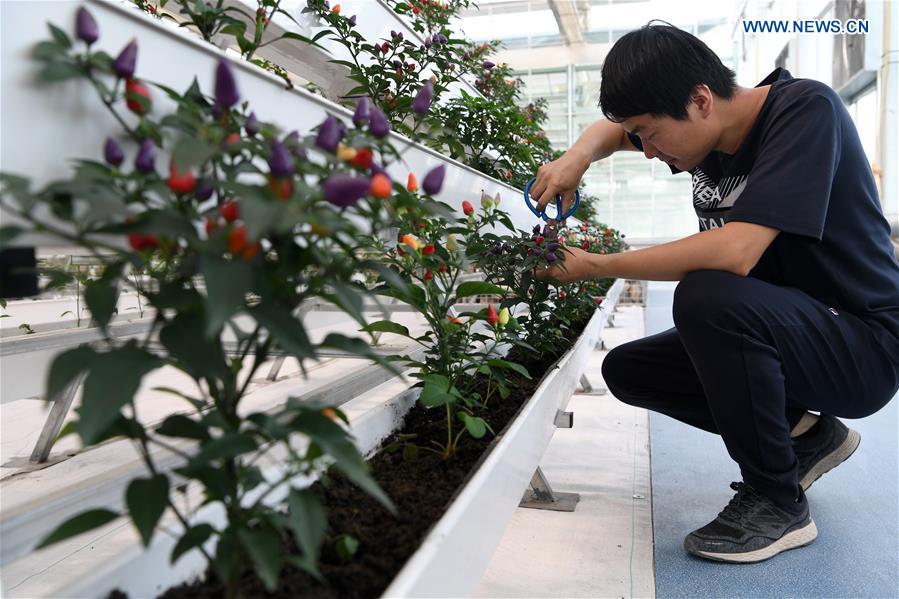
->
[[244, 111, 259, 136], [103, 138, 124, 167], [547, 242, 559, 253], [483, 60, 495, 69], [392, 60, 402, 69], [76, 7, 99, 46], [411, 80, 433, 115], [369, 162, 390, 181], [284, 131, 308, 162], [368, 106, 390, 138], [422, 164, 445, 195], [113, 39, 138, 79], [268, 140, 295, 178], [532, 225, 541, 234], [424, 39, 432, 49], [349, 14, 357, 25], [214, 59, 240, 109], [323, 173, 371, 208], [396, 31, 404, 42], [390, 30, 397, 38], [315, 115, 343, 152], [323, 0, 330, 9], [353, 97, 370, 127], [211, 104, 223, 119], [462, 51, 470, 61], [546, 252, 557, 263], [134, 139, 155, 173], [503, 243, 512, 252], [490, 244, 502, 255], [195, 178, 214, 201]]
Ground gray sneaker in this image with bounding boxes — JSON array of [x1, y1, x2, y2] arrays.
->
[[793, 414, 861, 491], [683, 481, 817, 563]]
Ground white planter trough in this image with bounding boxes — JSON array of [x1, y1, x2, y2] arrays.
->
[[13, 279, 622, 599]]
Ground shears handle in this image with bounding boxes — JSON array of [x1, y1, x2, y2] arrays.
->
[[523, 178, 580, 221]]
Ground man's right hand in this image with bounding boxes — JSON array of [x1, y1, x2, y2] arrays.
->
[[529, 149, 591, 217]]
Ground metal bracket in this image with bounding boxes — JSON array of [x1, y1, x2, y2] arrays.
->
[[519, 466, 579, 512], [575, 374, 607, 396], [554, 410, 573, 428], [30, 370, 88, 463]]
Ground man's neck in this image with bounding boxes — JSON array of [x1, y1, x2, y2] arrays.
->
[[714, 85, 772, 155]]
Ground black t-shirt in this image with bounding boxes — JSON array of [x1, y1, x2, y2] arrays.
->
[[626, 68, 899, 353]]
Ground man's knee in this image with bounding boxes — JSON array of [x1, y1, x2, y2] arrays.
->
[[601, 343, 639, 402], [672, 269, 744, 328]]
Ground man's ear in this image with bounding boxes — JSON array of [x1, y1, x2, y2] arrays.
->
[[690, 84, 714, 118]]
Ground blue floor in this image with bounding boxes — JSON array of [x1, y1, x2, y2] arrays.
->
[[650, 395, 898, 598]]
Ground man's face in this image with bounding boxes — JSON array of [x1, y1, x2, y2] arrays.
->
[[621, 102, 716, 171]]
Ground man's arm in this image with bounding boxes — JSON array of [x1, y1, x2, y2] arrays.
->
[[539, 221, 780, 282]]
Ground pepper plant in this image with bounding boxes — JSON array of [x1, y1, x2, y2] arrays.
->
[[0, 10, 468, 594], [358, 178, 534, 459]]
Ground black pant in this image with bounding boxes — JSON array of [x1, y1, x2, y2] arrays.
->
[[602, 270, 899, 505]]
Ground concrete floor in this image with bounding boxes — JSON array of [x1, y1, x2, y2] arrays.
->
[[475, 305, 656, 598]]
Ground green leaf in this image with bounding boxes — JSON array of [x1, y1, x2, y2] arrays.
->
[[47, 22, 72, 48], [293, 411, 395, 514], [31, 41, 67, 60], [334, 533, 359, 562], [156, 414, 210, 441], [461, 414, 488, 439], [77, 343, 162, 444], [250, 302, 314, 362], [171, 524, 215, 564], [83, 278, 118, 330], [126, 475, 169, 547], [171, 135, 216, 170], [238, 526, 282, 592], [455, 281, 506, 300], [190, 433, 257, 466], [319, 333, 401, 376], [38, 61, 83, 81], [151, 386, 206, 410], [46, 346, 97, 400], [287, 488, 325, 575], [418, 374, 454, 407], [325, 281, 366, 328], [36, 509, 119, 549], [402, 443, 419, 461], [159, 313, 228, 380], [486, 359, 531, 379], [359, 320, 410, 337], [201, 256, 251, 337]]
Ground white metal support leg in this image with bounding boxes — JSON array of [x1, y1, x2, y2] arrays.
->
[[29, 370, 88, 463], [519, 466, 580, 512]]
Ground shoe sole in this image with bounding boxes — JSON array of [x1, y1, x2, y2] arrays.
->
[[800, 428, 861, 491], [690, 519, 818, 563]]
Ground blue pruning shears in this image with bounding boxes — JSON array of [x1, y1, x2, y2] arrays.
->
[[523, 177, 580, 234]]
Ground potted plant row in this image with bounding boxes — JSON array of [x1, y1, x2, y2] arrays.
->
[[0, 8, 625, 598]]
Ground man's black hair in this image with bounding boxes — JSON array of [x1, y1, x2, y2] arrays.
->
[[599, 21, 737, 122]]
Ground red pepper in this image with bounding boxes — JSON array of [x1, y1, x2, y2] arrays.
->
[[438, 264, 448, 273], [350, 147, 374, 170], [204, 217, 220, 236], [228, 226, 248, 255], [462, 200, 474, 215], [268, 176, 294, 200], [581, 241, 590, 249], [128, 233, 160, 251], [167, 161, 196, 194], [535, 235, 545, 245], [423, 244, 435, 255], [487, 304, 499, 325], [125, 79, 152, 115], [559, 290, 567, 299], [423, 270, 433, 281], [220, 200, 239, 222]]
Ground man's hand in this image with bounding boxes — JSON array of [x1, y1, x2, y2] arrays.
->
[[535, 246, 598, 284], [529, 149, 591, 217]]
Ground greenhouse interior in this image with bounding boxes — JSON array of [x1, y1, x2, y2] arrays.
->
[[1, 0, 897, 597]]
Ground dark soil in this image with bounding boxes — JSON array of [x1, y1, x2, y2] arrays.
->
[[155, 318, 588, 599]]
